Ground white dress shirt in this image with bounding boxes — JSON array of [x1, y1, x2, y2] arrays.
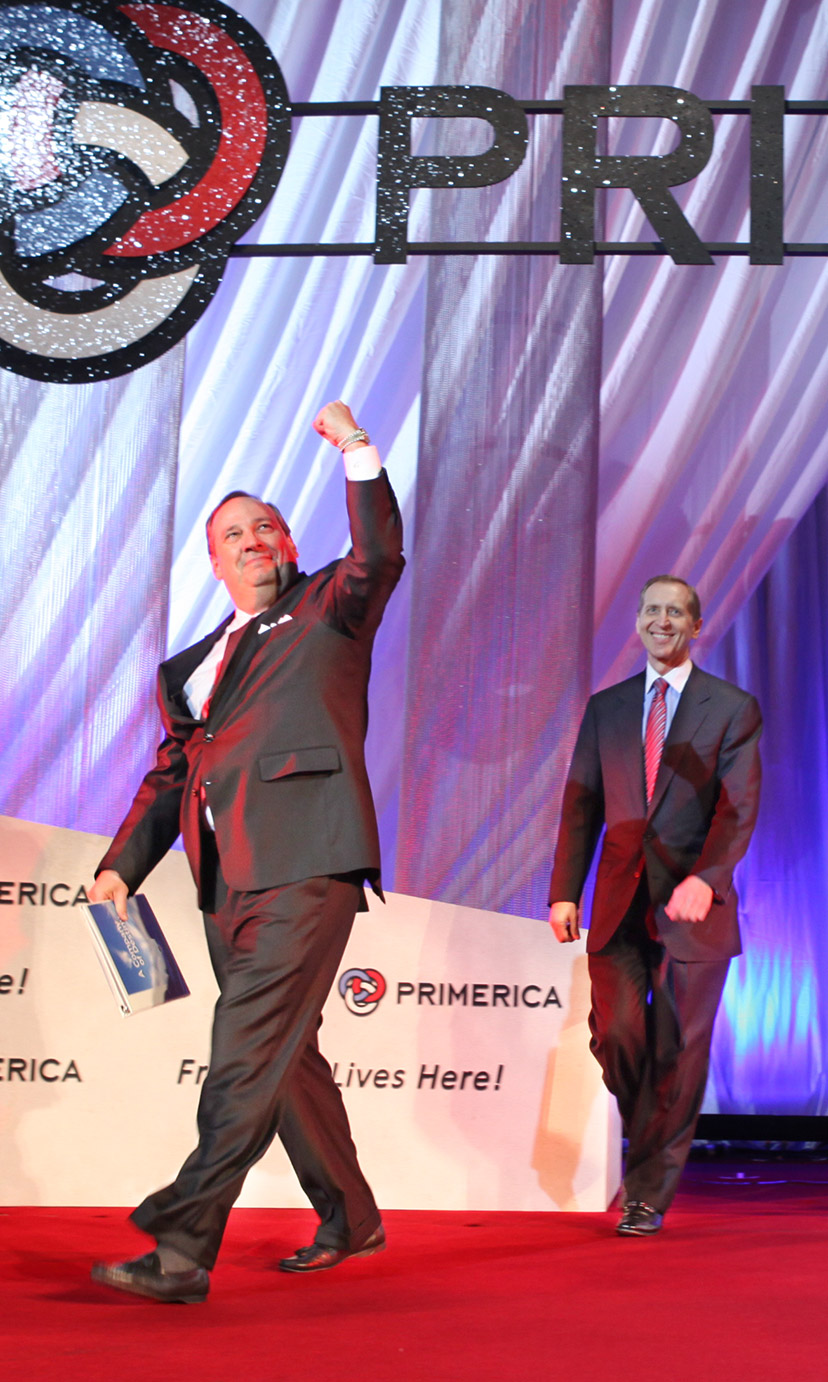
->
[[184, 608, 255, 721]]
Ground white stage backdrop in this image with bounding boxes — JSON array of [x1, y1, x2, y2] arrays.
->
[[0, 815, 620, 1213]]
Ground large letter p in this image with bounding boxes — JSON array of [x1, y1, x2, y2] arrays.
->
[[375, 85, 528, 264]]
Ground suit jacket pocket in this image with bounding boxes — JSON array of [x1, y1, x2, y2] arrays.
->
[[258, 745, 342, 780]]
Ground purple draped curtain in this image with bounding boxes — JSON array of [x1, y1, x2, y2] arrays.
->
[[394, 0, 610, 917], [3, 0, 828, 1115], [703, 489, 828, 1115]]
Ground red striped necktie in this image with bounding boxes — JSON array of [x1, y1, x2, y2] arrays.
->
[[644, 677, 668, 804]]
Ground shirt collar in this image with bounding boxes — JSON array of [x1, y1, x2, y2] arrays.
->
[[645, 658, 693, 694], [228, 608, 256, 632]]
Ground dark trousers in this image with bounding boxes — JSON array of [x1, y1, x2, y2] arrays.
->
[[588, 887, 729, 1212], [131, 866, 380, 1269]]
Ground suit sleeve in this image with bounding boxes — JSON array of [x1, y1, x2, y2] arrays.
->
[[322, 471, 405, 638], [691, 691, 762, 898], [96, 672, 193, 892], [548, 696, 606, 905]]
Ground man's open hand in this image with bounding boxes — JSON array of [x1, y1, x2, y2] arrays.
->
[[313, 400, 359, 448]]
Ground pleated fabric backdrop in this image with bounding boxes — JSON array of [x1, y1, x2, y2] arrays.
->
[[0, 356, 184, 834], [394, 0, 609, 918], [3, 0, 828, 1114]]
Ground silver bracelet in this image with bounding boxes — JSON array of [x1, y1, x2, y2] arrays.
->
[[338, 427, 369, 450]]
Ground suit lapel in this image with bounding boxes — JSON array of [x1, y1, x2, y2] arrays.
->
[[610, 673, 648, 811], [204, 615, 262, 724], [161, 618, 233, 722], [208, 574, 309, 721], [647, 666, 711, 817], [166, 569, 307, 725]]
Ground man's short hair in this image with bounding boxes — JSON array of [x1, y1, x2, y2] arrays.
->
[[206, 491, 292, 555], [638, 574, 701, 622]]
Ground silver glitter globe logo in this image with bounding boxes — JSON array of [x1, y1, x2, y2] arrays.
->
[[0, 0, 290, 383]]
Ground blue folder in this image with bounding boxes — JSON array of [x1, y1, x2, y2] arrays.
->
[[82, 895, 190, 1016]]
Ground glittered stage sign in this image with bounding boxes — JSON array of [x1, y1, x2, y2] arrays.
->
[[0, 4, 820, 382], [0, 0, 290, 382]]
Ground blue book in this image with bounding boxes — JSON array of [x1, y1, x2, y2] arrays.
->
[[81, 895, 190, 1016]]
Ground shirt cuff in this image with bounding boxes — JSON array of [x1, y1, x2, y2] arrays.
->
[[342, 443, 382, 481]]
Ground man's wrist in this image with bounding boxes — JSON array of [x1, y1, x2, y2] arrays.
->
[[338, 427, 370, 452], [342, 443, 382, 481]]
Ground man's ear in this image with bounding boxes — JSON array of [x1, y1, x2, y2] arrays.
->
[[209, 551, 222, 580]]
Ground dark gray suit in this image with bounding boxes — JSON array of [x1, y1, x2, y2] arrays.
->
[[549, 665, 761, 1209], [99, 472, 404, 1268]]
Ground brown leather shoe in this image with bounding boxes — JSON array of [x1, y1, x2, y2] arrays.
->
[[91, 1251, 209, 1303], [278, 1226, 386, 1273], [616, 1201, 664, 1236]]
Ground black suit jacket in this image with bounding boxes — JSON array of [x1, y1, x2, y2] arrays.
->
[[99, 472, 404, 905], [548, 665, 762, 961]]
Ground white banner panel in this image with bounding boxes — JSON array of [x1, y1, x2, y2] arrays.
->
[[0, 815, 620, 1211]]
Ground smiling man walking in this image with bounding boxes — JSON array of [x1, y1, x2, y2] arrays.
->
[[89, 401, 404, 1301], [548, 576, 761, 1236]]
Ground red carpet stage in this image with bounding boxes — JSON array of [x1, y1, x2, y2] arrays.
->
[[3, 1159, 826, 1382]]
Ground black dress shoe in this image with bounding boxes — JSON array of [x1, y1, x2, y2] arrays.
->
[[278, 1226, 386, 1273], [91, 1251, 209, 1303], [616, 1201, 664, 1236]]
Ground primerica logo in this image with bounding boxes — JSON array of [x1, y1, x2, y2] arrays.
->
[[0, 0, 289, 382], [338, 967, 387, 1017], [397, 981, 561, 1008], [3, 6, 810, 386], [336, 969, 561, 1012]]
